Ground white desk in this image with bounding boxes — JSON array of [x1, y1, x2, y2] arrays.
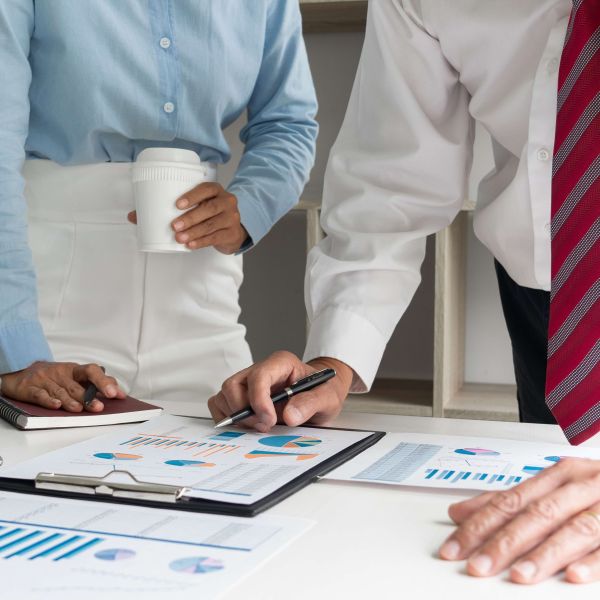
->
[[1, 405, 599, 599]]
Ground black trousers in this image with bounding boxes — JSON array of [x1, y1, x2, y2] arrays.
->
[[494, 260, 556, 425]]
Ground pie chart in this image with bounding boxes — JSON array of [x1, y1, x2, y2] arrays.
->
[[95, 548, 136, 561], [259, 435, 322, 449], [169, 556, 224, 574], [454, 448, 500, 456], [165, 460, 215, 467], [94, 453, 142, 461]]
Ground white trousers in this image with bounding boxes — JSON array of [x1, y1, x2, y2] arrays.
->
[[23, 160, 252, 405]]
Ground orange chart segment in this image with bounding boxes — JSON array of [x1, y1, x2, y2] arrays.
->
[[94, 453, 142, 461], [245, 450, 318, 461]]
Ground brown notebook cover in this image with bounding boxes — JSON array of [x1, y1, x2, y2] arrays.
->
[[0, 395, 162, 430]]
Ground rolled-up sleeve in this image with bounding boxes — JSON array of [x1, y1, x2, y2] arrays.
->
[[227, 0, 318, 249], [303, 0, 474, 391], [0, 0, 53, 373]]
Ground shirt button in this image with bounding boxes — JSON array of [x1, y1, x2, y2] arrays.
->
[[537, 148, 550, 161], [159, 37, 171, 49], [547, 57, 559, 75], [163, 102, 175, 114]]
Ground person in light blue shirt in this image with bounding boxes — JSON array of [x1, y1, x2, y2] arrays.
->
[[0, 0, 318, 410]]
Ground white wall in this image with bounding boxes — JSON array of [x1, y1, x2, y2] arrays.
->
[[222, 32, 514, 387]]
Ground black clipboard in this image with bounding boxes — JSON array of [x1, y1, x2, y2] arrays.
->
[[0, 420, 385, 517]]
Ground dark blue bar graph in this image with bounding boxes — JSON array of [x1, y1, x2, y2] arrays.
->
[[0, 525, 104, 562], [0, 531, 42, 553], [54, 537, 103, 561], [30, 535, 82, 560], [5, 533, 62, 559]]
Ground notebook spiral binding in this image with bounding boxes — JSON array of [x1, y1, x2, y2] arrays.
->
[[0, 397, 23, 427]]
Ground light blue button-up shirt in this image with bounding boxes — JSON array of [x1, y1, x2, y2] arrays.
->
[[0, 0, 318, 374]]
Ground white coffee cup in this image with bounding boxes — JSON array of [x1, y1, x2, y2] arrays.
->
[[132, 148, 217, 253]]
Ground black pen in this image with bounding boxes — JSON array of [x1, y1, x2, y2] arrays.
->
[[214, 367, 336, 428], [82, 366, 106, 409]]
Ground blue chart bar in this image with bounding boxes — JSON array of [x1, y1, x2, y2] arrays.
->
[[6, 533, 62, 559], [31, 535, 82, 560], [55, 538, 103, 561], [0, 526, 104, 561], [0, 527, 24, 542], [422, 469, 525, 487], [0, 531, 42, 553]]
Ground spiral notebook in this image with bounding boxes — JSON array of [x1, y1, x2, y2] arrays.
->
[[0, 394, 162, 430]]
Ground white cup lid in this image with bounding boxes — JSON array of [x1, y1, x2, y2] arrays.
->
[[136, 147, 201, 164]]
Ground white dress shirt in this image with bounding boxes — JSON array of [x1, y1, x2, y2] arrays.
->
[[304, 0, 571, 391]]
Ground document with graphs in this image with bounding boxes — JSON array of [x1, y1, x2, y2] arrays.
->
[[0, 491, 311, 599], [0, 414, 383, 515], [325, 432, 600, 492]]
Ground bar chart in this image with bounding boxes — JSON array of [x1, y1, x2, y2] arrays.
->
[[0, 523, 103, 561], [424, 469, 522, 486], [118, 434, 242, 458]]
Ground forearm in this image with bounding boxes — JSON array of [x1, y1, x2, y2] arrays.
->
[[0, 0, 52, 373], [303, 0, 474, 390]]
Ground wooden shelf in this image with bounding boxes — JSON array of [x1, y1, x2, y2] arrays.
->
[[444, 383, 518, 422], [343, 379, 433, 417], [300, 0, 368, 33]]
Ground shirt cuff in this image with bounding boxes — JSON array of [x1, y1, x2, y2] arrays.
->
[[303, 307, 387, 393], [0, 320, 53, 374], [228, 187, 271, 253]]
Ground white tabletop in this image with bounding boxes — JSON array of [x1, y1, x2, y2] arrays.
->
[[1, 403, 598, 599]]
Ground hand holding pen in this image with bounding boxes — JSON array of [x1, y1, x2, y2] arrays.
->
[[208, 352, 354, 432], [215, 367, 336, 428]]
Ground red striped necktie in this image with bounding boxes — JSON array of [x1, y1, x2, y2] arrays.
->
[[546, 0, 599, 445]]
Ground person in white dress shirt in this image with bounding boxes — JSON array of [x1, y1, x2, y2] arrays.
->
[[209, 0, 600, 586]]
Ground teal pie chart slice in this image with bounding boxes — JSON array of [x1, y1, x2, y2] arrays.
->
[[259, 435, 322, 449], [95, 548, 136, 561], [169, 556, 224, 574]]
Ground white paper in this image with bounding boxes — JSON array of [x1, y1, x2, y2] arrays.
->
[[0, 491, 312, 599], [4, 415, 373, 504], [325, 432, 600, 491]]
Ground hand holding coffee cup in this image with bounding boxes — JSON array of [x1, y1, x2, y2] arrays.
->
[[129, 148, 248, 254]]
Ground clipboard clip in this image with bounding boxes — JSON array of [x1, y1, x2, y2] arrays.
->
[[35, 470, 190, 503]]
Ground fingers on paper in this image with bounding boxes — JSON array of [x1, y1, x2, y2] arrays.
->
[[440, 458, 600, 584], [441, 460, 575, 560], [566, 544, 600, 584], [510, 500, 600, 584]]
